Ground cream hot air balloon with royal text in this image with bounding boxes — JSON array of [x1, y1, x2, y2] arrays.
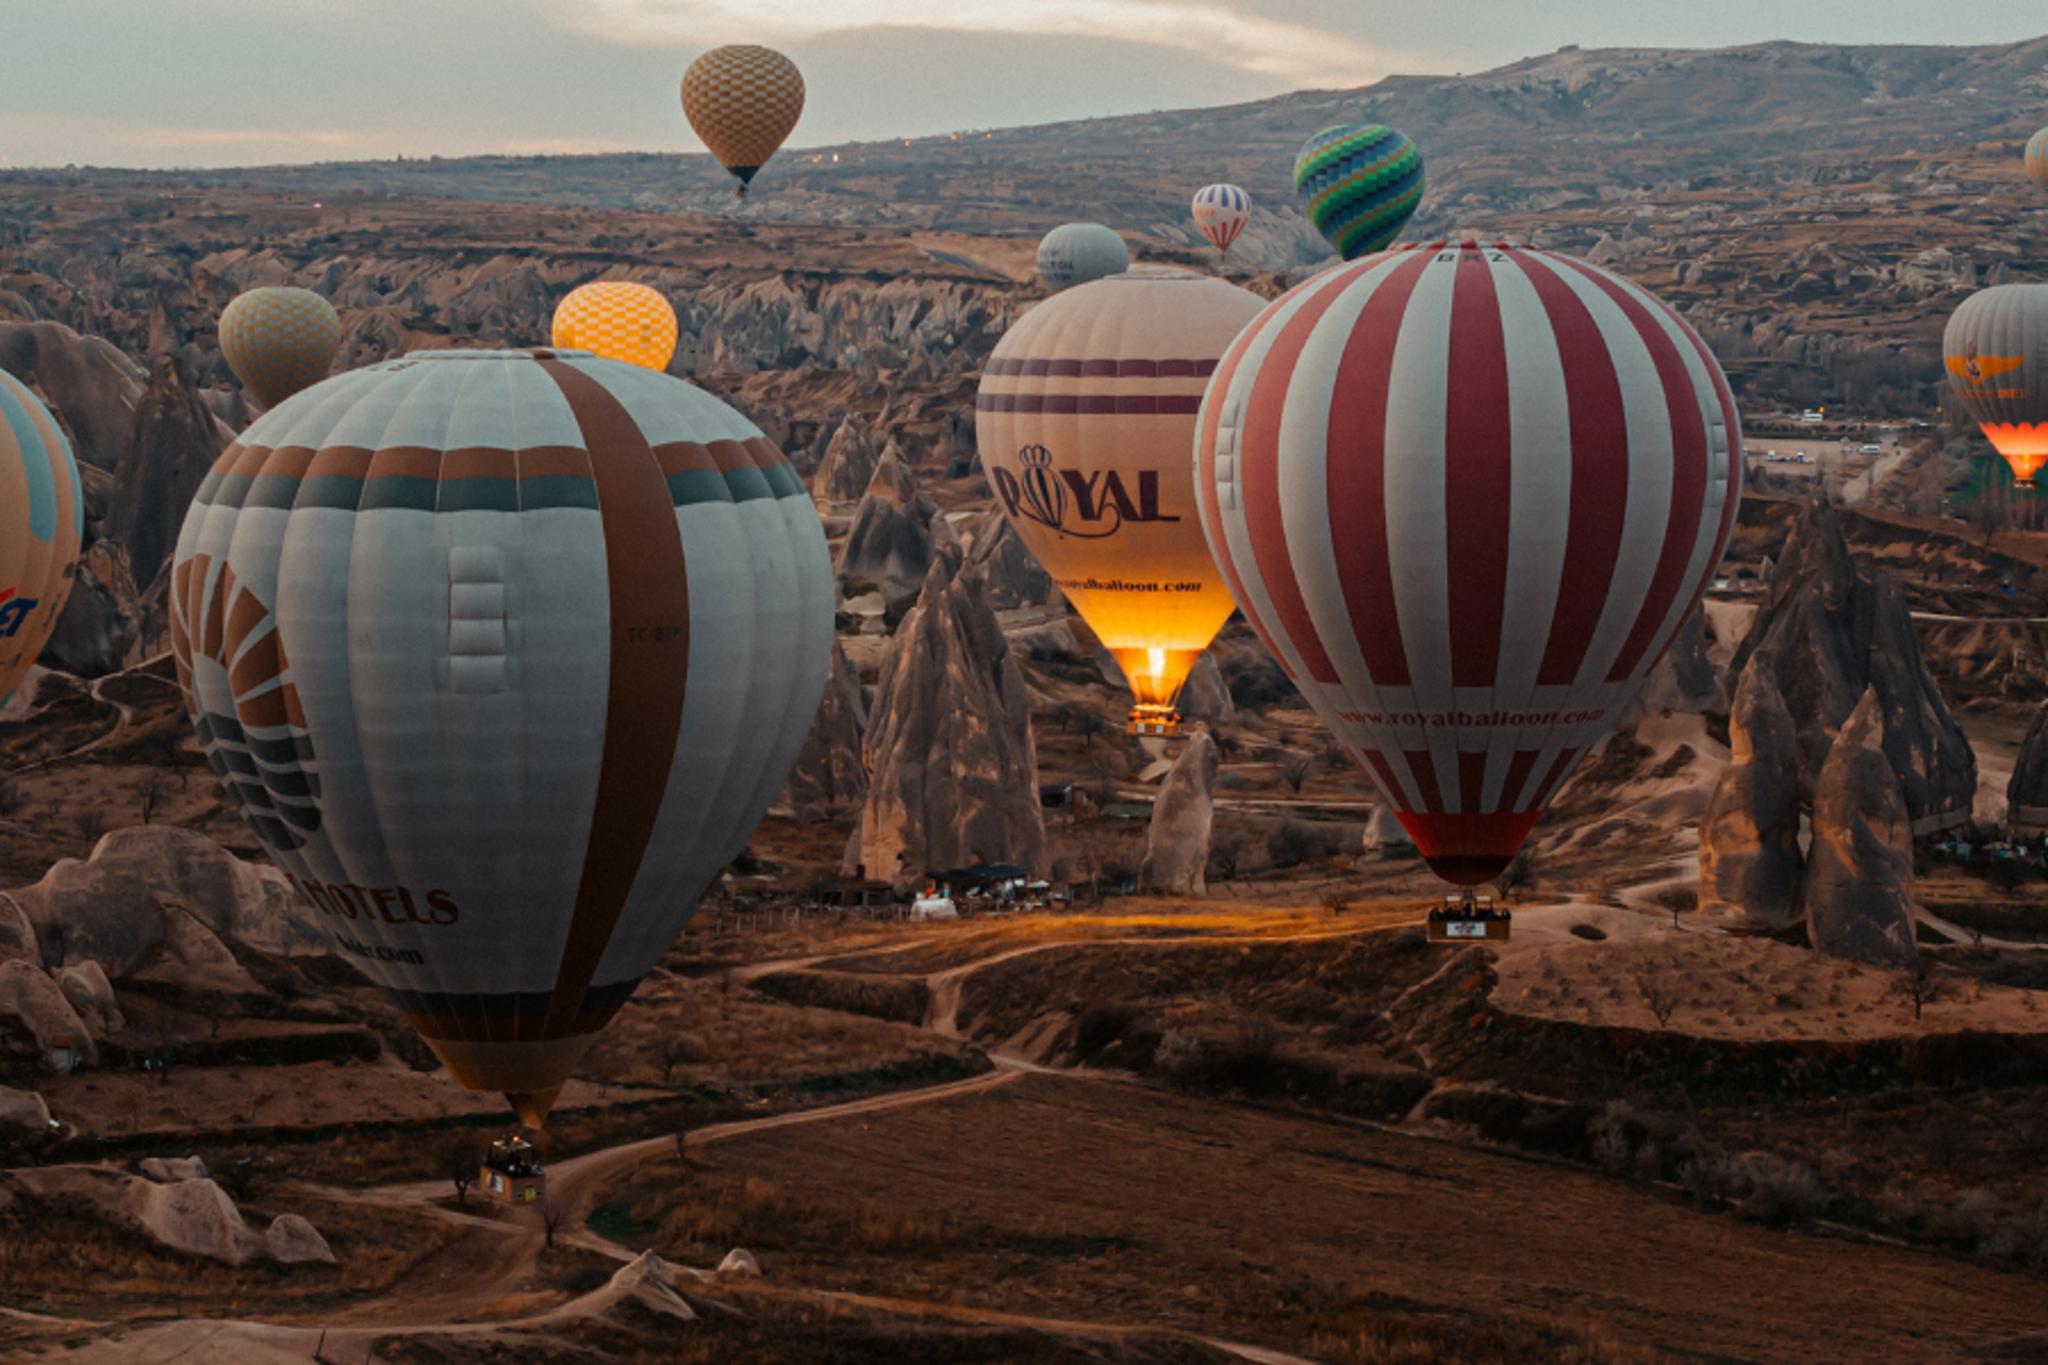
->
[[0, 370, 83, 703], [978, 266, 1264, 734], [169, 347, 832, 1125], [1197, 240, 1741, 884]]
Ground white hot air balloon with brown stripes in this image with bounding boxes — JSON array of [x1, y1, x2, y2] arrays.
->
[[169, 348, 832, 1125], [1196, 240, 1740, 885]]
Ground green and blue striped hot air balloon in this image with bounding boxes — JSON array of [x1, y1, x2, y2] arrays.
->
[[1293, 124, 1424, 261]]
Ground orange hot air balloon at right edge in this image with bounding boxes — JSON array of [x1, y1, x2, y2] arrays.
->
[[1945, 285, 2048, 488], [977, 266, 1265, 735], [1196, 241, 1741, 886]]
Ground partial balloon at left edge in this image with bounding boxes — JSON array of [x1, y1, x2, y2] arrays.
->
[[0, 369, 84, 705]]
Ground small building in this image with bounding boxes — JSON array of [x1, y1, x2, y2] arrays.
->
[[481, 1136, 545, 1205]]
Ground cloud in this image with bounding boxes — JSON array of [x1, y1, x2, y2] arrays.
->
[[549, 0, 1402, 88], [0, 114, 372, 167]]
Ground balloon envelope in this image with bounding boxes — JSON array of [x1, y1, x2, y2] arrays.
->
[[682, 45, 805, 193], [552, 282, 679, 372], [1191, 184, 1251, 257], [0, 370, 83, 703], [218, 287, 341, 410], [1035, 223, 1130, 292], [1293, 124, 1424, 261], [978, 266, 1264, 732], [2027, 127, 2048, 194], [1196, 242, 1740, 882], [170, 348, 833, 1124], [1946, 284, 2048, 487]]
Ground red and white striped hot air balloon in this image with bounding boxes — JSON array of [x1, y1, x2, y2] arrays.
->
[[1195, 240, 1741, 884], [1191, 183, 1251, 258]]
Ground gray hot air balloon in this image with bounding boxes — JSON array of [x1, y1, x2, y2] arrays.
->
[[1944, 285, 2048, 487], [169, 348, 833, 1125], [1035, 222, 1130, 292]]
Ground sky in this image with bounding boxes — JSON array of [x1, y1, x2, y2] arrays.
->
[[0, 0, 2041, 169]]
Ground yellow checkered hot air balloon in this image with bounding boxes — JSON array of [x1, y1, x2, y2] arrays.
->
[[551, 282, 679, 372], [218, 287, 341, 410], [681, 45, 805, 197]]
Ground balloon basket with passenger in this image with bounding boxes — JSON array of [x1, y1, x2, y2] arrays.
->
[[1427, 891, 1511, 944]]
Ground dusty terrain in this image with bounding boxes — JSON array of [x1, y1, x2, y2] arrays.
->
[[4, 31, 2048, 1362]]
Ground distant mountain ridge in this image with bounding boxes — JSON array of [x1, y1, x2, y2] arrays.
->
[[10, 35, 2045, 246]]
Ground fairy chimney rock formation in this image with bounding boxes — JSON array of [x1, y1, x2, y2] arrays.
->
[[835, 443, 936, 621], [2006, 705, 2048, 829], [842, 545, 1047, 888], [781, 640, 869, 823], [1729, 500, 1974, 833], [1804, 688, 1919, 968], [1635, 606, 1728, 716], [1137, 728, 1219, 896], [1698, 656, 1805, 928], [811, 415, 880, 505]]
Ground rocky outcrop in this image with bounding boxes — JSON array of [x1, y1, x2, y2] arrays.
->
[[2007, 705, 2048, 830], [781, 641, 869, 823], [140, 1156, 208, 1182], [1176, 655, 1236, 726], [1729, 502, 1974, 833], [106, 353, 231, 589], [0, 960, 95, 1071], [13, 1167, 274, 1265], [8, 826, 324, 981], [960, 506, 1054, 611], [264, 1213, 336, 1265], [811, 416, 879, 505], [717, 1247, 762, 1276], [1362, 803, 1417, 858], [0, 893, 36, 965], [1138, 729, 1218, 896], [0, 320, 148, 472], [1804, 689, 1918, 968], [1698, 657, 1805, 929], [842, 545, 1047, 888], [43, 540, 146, 677], [0, 1086, 52, 1132], [606, 1251, 697, 1318], [1635, 607, 1727, 715], [54, 961, 122, 1042], [835, 444, 936, 621]]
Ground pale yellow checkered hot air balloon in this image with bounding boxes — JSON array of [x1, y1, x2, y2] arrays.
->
[[218, 287, 341, 410], [681, 45, 804, 197], [551, 282, 679, 372]]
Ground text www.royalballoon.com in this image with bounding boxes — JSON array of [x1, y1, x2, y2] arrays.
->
[[1338, 708, 1606, 727], [1054, 577, 1205, 592]]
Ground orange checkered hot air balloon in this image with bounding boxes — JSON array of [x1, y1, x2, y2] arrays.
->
[[551, 282, 679, 372], [682, 45, 805, 197], [218, 287, 341, 410]]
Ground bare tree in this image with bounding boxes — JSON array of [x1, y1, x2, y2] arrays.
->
[[1207, 830, 1246, 886], [1895, 957, 1946, 1022], [658, 1036, 697, 1087], [74, 806, 106, 845], [540, 1191, 566, 1248], [138, 770, 169, 824], [446, 1139, 481, 1206], [1281, 755, 1311, 795], [1636, 971, 1679, 1029]]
